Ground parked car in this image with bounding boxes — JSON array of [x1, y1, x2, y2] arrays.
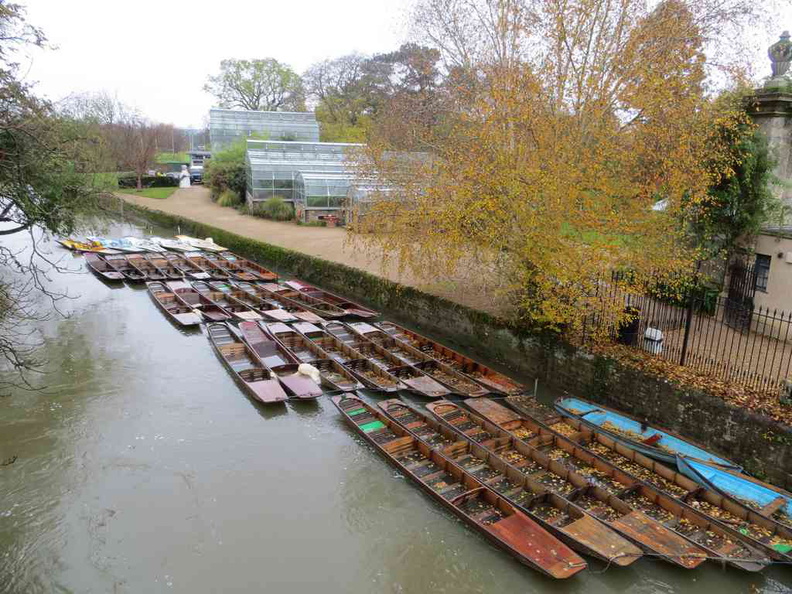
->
[[189, 166, 203, 184]]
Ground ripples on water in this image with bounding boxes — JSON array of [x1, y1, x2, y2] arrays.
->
[[0, 220, 790, 593]]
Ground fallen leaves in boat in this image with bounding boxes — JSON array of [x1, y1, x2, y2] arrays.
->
[[622, 492, 675, 524], [548, 448, 570, 462], [502, 450, 528, 465], [551, 423, 578, 438], [588, 442, 688, 496], [512, 427, 535, 440], [577, 495, 622, 522]]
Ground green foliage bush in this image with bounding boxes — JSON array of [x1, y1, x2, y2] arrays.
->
[[118, 174, 178, 188], [245, 197, 295, 221], [217, 189, 242, 207], [204, 138, 246, 200]]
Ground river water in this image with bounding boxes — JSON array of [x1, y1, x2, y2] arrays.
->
[[0, 218, 789, 593]]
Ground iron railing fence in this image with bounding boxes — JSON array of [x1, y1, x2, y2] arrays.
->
[[580, 284, 792, 396]]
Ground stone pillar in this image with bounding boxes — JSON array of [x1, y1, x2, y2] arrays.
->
[[750, 90, 792, 209]]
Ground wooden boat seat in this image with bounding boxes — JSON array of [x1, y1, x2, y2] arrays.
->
[[760, 496, 787, 517]]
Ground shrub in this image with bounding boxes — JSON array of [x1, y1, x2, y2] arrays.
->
[[217, 189, 242, 207], [246, 197, 294, 221], [118, 174, 179, 188], [204, 138, 246, 199]]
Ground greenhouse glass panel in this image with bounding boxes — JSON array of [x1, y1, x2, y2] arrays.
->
[[209, 108, 321, 149]]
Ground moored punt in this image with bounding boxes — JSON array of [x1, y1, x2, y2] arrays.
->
[[268, 320, 363, 391], [294, 323, 369, 363], [202, 252, 259, 281], [333, 395, 588, 579], [220, 253, 278, 282], [520, 406, 792, 563], [102, 254, 147, 281], [175, 235, 228, 253], [423, 401, 708, 569], [146, 282, 202, 327], [153, 237, 200, 253], [238, 322, 322, 399], [678, 457, 792, 532], [348, 322, 488, 397], [162, 252, 212, 280], [58, 238, 117, 253], [257, 283, 346, 319], [555, 397, 741, 470], [184, 252, 229, 280], [126, 253, 167, 281], [88, 236, 141, 253], [84, 253, 124, 281], [376, 321, 524, 395], [205, 322, 287, 404], [145, 253, 184, 280], [378, 399, 642, 567], [455, 400, 771, 572], [235, 282, 325, 323], [344, 359, 406, 393], [192, 281, 262, 321], [167, 281, 231, 322], [284, 279, 378, 318], [125, 237, 166, 253]]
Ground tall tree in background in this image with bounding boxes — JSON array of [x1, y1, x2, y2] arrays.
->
[[353, 0, 773, 337], [204, 58, 305, 111]]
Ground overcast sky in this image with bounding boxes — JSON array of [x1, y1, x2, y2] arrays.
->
[[16, 0, 792, 129]]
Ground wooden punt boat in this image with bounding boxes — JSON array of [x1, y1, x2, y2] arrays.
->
[[184, 252, 229, 280], [457, 400, 771, 572], [378, 399, 643, 566], [202, 252, 259, 281], [206, 322, 288, 404], [220, 253, 278, 282], [192, 281, 262, 321], [422, 401, 711, 569], [333, 395, 588, 579], [162, 252, 212, 280], [294, 323, 368, 362], [88, 236, 141, 253], [504, 400, 792, 562], [144, 254, 184, 280], [678, 457, 792, 532], [175, 235, 228, 253], [153, 237, 200, 253], [376, 321, 524, 395], [238, 322, 322, 399], [257, 283, 346, 319], [283, 280, 378, 318], [126, 253, 167, 281], [126, 237, 166, 253], [348, 323, 488, 397], [555, 397, 741, 470], [166, 281, 231, 322], [84, 253, 124, 281], [58, 238, 117, 253], [325, 323, 450, 398], [234, 282, 324, 323], [102, 254, 147, 281], [146, 282, 201, 326]]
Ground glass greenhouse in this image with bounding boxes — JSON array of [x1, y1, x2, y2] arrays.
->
[[209, 108, 320, 149], [294, 172, 357, 209], [245, 140, 364, 203]]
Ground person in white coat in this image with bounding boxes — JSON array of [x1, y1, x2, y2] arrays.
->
[[179, 165, 191, 188]]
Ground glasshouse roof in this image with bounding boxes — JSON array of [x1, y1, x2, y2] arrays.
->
[[209, 108, 320, 148]]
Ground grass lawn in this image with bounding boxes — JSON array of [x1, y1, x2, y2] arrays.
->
[[118, 187, 178, 199]]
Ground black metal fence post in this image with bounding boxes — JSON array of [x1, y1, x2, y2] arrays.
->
[[679, 294, 695, 366]]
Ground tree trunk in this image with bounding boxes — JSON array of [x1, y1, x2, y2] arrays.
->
[[136, 173, 142, 190]]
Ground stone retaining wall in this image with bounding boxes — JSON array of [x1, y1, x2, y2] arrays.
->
[[118, 199, 792, 489]]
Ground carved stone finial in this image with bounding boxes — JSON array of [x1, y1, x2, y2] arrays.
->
[[769, 31, 792, 78]]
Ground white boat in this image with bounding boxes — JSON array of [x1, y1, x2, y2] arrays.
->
[[175, 235, 228, 253], [151, 236, 200, 253], [125, 237, 166, 253]]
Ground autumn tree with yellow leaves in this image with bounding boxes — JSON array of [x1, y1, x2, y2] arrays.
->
[[351, 0, 777, 338]]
